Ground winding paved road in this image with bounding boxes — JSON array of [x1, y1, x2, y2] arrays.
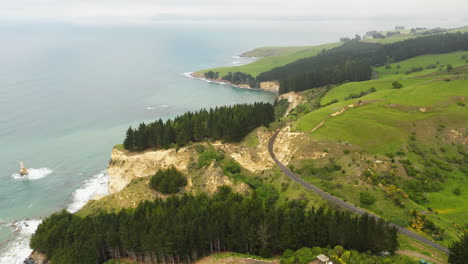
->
[[268, 130, 449, 254]]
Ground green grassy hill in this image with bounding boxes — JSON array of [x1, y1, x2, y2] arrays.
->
[[362, 26, 468, 44], [281, 54, 468, 249], [197, 42, 341, 77]]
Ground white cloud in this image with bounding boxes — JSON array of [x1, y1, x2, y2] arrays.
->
[[0, 0, 466, 25]]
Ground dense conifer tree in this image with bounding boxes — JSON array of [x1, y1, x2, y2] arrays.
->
[[449, 233, 468, 264], [123, 103, 275, 151], [31, 188, 398, 264]]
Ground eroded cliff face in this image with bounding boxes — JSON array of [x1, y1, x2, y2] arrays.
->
[[106, 141, 257, 196], [259, 81, 280, 92], [273, 126, 312, 165], [278, 92, 304, 116], [214, 128, 274, 173], [108, 147, 193, 193]]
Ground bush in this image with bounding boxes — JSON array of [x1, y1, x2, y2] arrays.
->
[[255, 184, 280, 206], [456, 101, 466, 106], [198, 149, 224, 168], [453, 187, 461, 196], [360, 191, 376, 205], [392, 81, 403, 89], [222, 159, 241, 175], [150, 166, 187, 194], [343, 149, 351, 154], [405, 67, 423, 74], [446, 64, 453, 71]]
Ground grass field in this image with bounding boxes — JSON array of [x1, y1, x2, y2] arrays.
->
[[426, 171, 468, 227], [289, 53, 468, 246], [197, 42, 341, 77], [376, 51, 468, 79], [319, 51, 468, 106], [304, 78, 468, 153], [364, 33, 418, 44], [363, 26, 468, 44]]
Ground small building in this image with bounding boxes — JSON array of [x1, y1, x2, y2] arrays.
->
[[309, 254, 332, 264]]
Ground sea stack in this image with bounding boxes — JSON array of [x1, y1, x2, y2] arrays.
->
[[20, 162, 28, 176]]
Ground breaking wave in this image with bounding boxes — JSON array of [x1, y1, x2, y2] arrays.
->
[[11, 168, 53, 181], [67, 170, 109, 213], [0, 219, 42, 264]]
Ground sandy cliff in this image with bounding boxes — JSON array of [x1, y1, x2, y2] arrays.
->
[[108, 147, 193, 193], [278, 92, 304, 116]]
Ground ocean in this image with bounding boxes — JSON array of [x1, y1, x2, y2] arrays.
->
[[0, 19, 463, 263]]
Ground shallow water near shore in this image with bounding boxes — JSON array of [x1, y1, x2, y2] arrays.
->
[[0, 19, 463, 262]]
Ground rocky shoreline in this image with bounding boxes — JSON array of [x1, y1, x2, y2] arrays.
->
[[23, 251, 47, 264], [187, 72, 279, 93]]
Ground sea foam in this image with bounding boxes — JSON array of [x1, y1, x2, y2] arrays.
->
[[11, 168, 53, 181], [0, 219, 42, 264], [0, 170, 109, 262], [67, 170, 109, 213]]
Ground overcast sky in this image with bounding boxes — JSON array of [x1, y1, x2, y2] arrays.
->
[[1, 0, 467, 26]]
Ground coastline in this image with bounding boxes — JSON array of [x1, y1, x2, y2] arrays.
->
[[0, 171, 109, 264], [184, 72, 279, 94]]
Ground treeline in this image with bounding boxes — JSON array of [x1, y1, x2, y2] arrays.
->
[[123, 103, 274, 151], [30, 187, 398, 264], [204, 71, 219, 79], [204, 71, 256, 87], [222, 72, 255, 87], [256, 32, 468, 94], [257, 41, 379, 94], [344, 87, 376, 100]]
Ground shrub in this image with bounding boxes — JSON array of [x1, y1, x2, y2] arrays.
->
[[360, 191, 376, 205], [255, 184, 280, 206], [198, 148, 224, 168], [446, 64, 453, 71], [150, 166, 187, 194], [392, 81, 403, 89], [222, 159, 241, 175], [456, 101, 465, 106], [405, 67, 423, 74], [343, 149, 351, 154], [453, 187, 461, 196]]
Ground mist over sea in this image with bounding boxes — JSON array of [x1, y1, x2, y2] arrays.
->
[[0, 18, 464, 262]]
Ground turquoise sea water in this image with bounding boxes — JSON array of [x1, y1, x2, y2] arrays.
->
[[0, 20, 464, 262]]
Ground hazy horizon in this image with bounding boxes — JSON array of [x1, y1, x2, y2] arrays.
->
[[0, 0, 466, 28]]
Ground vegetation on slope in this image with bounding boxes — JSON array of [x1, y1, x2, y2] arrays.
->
[[149, 167, 187, 194], [282, 246, 416, 264], [258, 32, 468, 94], [30, 187, 398, 264], [197, 42, 341, 78], [282, 55, 468, 249], [123, 102, 274, 151]]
